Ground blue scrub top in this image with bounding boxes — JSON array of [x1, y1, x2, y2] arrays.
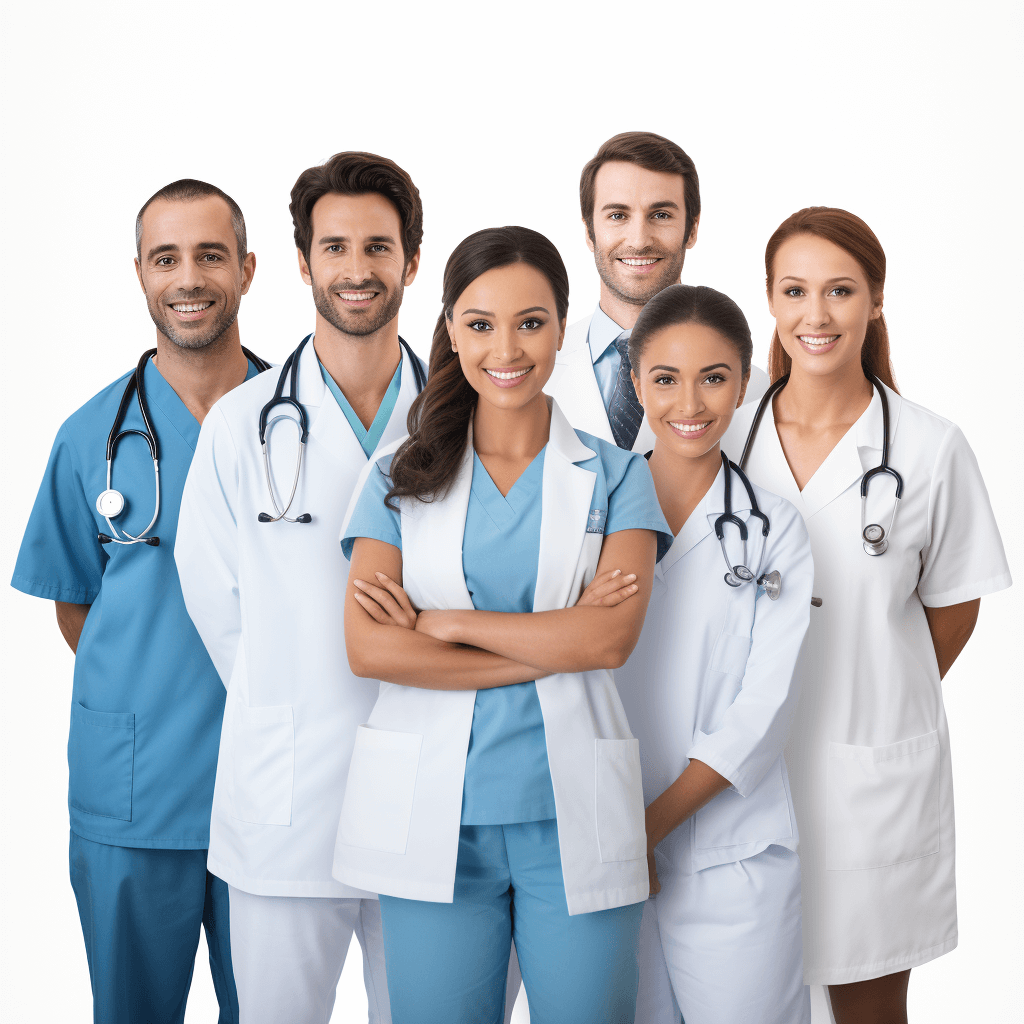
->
[[343, 429, 671, 826], [319, 354, 404, 459], [12, 355, 263, 849]]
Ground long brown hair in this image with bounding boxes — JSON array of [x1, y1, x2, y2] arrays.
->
[[765, 207, 898, 391], [386, 226, 570, 509]]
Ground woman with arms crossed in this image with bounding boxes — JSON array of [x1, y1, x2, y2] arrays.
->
[[616, 284, 814, 1024], [335, 226, 672, 1024], [722, 208, 1011, 1024]]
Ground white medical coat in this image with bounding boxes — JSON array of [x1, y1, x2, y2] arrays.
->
[[722, 384, 1012, 984], [545, 313, 770, 452], [617, 465, 813, 880], [332, 401, 650, 915], [175, 340, 422, 898]]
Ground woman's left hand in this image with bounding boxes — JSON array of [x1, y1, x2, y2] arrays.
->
[[352, 573, 418, 629], [414, 609, 458, 643]]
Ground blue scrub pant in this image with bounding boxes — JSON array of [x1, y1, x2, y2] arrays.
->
[[379, 819, 645, 1024], [69, 831, 238, 1024]]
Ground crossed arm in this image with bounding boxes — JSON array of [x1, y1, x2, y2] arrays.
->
[[344, 528, 657, 690]]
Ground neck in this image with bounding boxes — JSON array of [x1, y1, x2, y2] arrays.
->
[[151, 321, 249, 424], [598, 274, 681, 332], [313, 311, 401, 429], [648, 439, 722, 536], [473, 392, 551, 461], [775, 357, 874, 427]]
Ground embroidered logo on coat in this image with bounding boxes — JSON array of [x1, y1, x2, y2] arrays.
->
[[587, 508, 608, 534]]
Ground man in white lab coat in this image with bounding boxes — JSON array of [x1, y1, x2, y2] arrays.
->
[[546, 131, 768, 446], [174, 151, 428, 1024]]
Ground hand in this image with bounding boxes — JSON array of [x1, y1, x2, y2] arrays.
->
[[647, 849, 661, 896], [576, 568, 639, 608], [352, 573, 418, 629], [414, 609, 456, 643]]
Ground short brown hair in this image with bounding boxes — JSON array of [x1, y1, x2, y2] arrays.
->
[[136, 179, 247, 263], [290, 151, 423, 264], [580, 132, 700, 246]]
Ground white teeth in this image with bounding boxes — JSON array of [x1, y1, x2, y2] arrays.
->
[[669, 421, 709, 433], [620, 258, 659, 266], [485, 367, 531, 380], [798, 335, 839, 346], [340, 291, 375, 301], [172, 302, 212, 312]]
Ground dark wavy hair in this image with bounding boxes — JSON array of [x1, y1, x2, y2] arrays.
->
[[386, 226, 569, 509], [629, 284, 753, 382], [766, 207, 898, 391]]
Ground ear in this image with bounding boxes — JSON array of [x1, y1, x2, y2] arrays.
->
[[297, 248, 312, 286], [446, 315, 457, 352], [686, 215, 700, 250], [240, 251, 256, 295], [736, 372, 749, 408], [631, 369, 643, 408], [403, 247, 421, 287], [583, 219, 595, 255], [869, 290, 884, 320], [134, 257, 145, 294], [556, 317, 566, 352]]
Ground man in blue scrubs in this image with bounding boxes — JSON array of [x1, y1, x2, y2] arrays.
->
[[11, 179, 267, 1024]]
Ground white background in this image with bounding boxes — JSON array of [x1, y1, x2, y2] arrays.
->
[[2, 2, 1021, 1021]]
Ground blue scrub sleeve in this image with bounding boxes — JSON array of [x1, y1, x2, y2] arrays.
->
[[605, 451, 673, 542], [341, 456, 403, 560], [12, 425, 106, 603]]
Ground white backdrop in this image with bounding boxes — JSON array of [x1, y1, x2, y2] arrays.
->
[[2, 2, 1020, 1021]]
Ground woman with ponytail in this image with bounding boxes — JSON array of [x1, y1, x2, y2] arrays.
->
[[334, 226, 671, 1023], [723, 208, 1011, 1024]]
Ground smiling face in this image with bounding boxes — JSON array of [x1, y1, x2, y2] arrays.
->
[[587, 160, 697, 309], [769, 233, 882, 379], [135, 195, 254, 349], [633, 322, 746, 459], [299, 191, 419, 339], [447, 262, 565, 413]]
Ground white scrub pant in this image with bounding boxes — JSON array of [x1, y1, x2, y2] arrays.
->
[[228, 888, 390, 1024], [635, 845, 810, 1024]]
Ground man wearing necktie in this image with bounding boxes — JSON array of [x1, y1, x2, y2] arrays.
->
[[545, 131, 768, 450]]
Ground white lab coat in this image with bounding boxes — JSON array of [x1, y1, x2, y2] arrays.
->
[[545, 312, 770, 450], [722, 384, 1012, 985], [175, 340, 421, 898], [332, 400, 650, 915]]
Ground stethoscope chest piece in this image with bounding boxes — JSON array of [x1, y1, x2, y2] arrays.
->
[[96, 489, 125, 518], [862, 522, 889, 556], [758, 569, 782, 601]]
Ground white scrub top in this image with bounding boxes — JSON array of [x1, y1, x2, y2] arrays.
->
[[723, 383, 1012, 985], [617, 463, 813, 880]]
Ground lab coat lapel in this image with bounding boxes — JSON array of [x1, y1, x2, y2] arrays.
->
[[534, 402, 598, 612], [658, 464, 730, 575], [374, 353, 420, 452], [547, 318, 614, 444]]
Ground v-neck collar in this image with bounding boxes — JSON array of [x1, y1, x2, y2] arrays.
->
[[144, 355, 200, 451], [319, 353, 403, 457], [471, 448, 546, 525]]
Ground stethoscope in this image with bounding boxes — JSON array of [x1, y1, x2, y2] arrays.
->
[[258, 334, 426, 525], [739, 372, 903, 557], [96, 346, 270, 547], [715, 451, 782, 600]]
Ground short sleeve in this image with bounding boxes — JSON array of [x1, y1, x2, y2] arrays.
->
[[340, 456, 403, 560], [11, 425, 106, 603], [917, 424, 1012, 607], [605, 451, 673, 542]]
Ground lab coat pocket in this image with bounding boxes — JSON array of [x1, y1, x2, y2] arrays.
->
[[337, 725, 422, 855], [710, 632, 752, 679], [230, 703, 294, 826], [68, 703, 135, 820], [825, 730, 940, 870], [595, 738, 647, 863]]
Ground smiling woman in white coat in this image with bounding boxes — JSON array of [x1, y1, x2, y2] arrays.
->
[[722, 208, 1012, 1024], [614, 284, 814, 1024], [336, 226, 672, 1024]]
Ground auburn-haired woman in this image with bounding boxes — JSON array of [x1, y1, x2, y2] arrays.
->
[[334, 226, 671, 1023], [722, 208, 1011, 1024]]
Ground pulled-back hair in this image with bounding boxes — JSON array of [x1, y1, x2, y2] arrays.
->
[[766, 207, 898, 391], [136, 179, 246, 263], [290, 151, 423, 264], [580, 132, 700, 246], [629, 284, 752, 381], [386, 226, 569, 509]]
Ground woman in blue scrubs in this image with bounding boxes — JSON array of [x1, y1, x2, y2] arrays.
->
[[338, 226, 671, 1023]]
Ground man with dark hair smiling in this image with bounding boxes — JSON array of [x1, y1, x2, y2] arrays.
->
[[11, 179, 268, 1024], [546, 132, 767, 451], [176, 152, 435, 1024]]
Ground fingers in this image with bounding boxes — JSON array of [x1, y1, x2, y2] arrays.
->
[[647, 852, 661, 895], [353, 578, 416, 628], [580, 570, 639, 607], [352, 589, 399, 626], [595, 579, 639, 607], [374, 573, 417, 617]]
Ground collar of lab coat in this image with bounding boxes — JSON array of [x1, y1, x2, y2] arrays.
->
[[658, 461, 755, 576], [402, 398, 598, 615], [587, 303, 628, 364]]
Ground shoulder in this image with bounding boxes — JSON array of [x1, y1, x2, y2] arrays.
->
[[57, 367, 137, 449], [208, 362, 282, 424], [574, 430, 650, 485]]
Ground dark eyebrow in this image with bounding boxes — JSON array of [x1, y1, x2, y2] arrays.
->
[[462, 308, 494, 316], [648, 364, 680, 374], [516, 306, 549, 316], [147, 243, 179, 259], [600, 202, 631, 212], [318, 235, 398, 246], [196, 241, 231, 255], [367, 235, 397, 244], [779, 275, 858, 285], [701, 362, 731, 372], [648, 201, 680, 211]]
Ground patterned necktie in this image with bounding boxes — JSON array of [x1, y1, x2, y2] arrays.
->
[[608, 331, 643, 450]]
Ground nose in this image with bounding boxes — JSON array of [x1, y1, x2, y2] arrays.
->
[[624, 215, 653, 252], [492, 323, 525, 364], [336, 248, 374, 286], [806, 293, 831, 327], [176, 256, 208, 293], [678, 379, 706, 418]]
